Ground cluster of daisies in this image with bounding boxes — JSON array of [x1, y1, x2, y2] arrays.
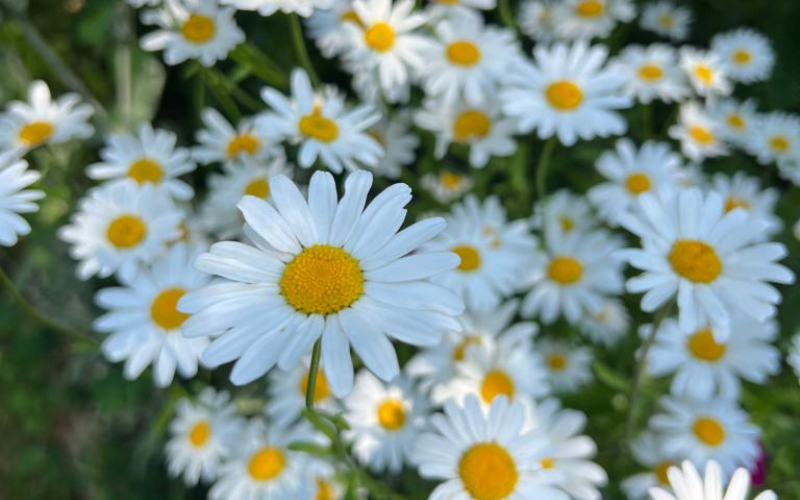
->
[[2, 0, 800, 499]]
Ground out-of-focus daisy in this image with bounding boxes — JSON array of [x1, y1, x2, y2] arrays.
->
[[588, 139, 683, 226], [416, 97, 518, 168], [622, 432, 680, 500], [522, 229, 624, 324], [87, 123, 196, 201], [412, 396, 570, 500], [209, 420, 314, 500], [59, 182, 182, 281], [166, 388, 245, 485], [578, 297, 630, 347], [711, 29, 775, 84], [532, 189, 598, 237], [639, 1, 692, 41], [222, 0, 332, 17], [550, 0, 636, 41], [421, 170, 474, 204], [306, 0, 361, 58], [539, 340, 594, 393], [709, 172, 781, 237], [140, 0, 245, 67], [745, 112, 800, 166], [0, 80, 93, 153], [679, 48, 731, 98], [365, 112, 418, 178], [619, 188, 794, 337], [501, 41, 631, 146], [257, 68, 382, 173], [179, 171, 463, 395], [344, 372, 427, 473], [307, 460, 346, 500], [649, 396, 760, 476], [267, 361, 340, 426], [0, 154, 44, 248], [668, 102, 728, 162], [94, 243, 210, 387], [519, 0, 557, 43], [708, 99, 758, 146], [649, 460, 777, 500], [193, 109, 281, 166], [612, 45, 690, 104]]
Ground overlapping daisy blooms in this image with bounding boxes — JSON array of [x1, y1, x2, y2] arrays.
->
[[3, 0, 800, 499]]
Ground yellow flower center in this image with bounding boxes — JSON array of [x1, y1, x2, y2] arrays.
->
[[447, 40, 481, 66], [657, 14, 674, 29], [575, 0, 604, 17], [227, 134, 261, 158], [668, 240, 722, 283], [726, 114, 745, 130], [188, 420, 211, 447], [453, 110, 491, 142], [248, 447, 286, 481], [559, 216, 574, 232], [688, 126, 714, 146], [459, 443, 519, 500], [299, 110, 340, 143], [540, 457, 555, 469], [107, 215, 147, 249], [340, 9, 364, 27], [625, 172, 652, 195], [724, 197, 750, 213], [181, 14, 216, 43], [376, 399, 407, 432], [128, 158, 164, 185], [280, 245, 364, 315], [18, 120, 55, 147], [244, 177, 270, 199], [548, 256, 583, 285], [687, 328, 726, 362], [769, 135, 790, 153], [693, 65, 714, 85], [480, 370, 515, 404], [545, 81, 584, 111], [151, 288, 190, 330], [364, 22, 396, 52], [546, 353, 568, 371], [655, 461, 674, 484], [440, 171, 464, 190], [316, 479, 335, 500], [453, 336, 481, 361], [732, 50, 752, 65], [452, 244, 481, 272], [692, 417, 726, 447], [300, 370, 332, 403], [638, 64, 664, 82]]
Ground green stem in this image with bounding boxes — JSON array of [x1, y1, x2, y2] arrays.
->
[[498, 0, 518, 33], [535, 137, 557, 200], [305, 338, 323, 409], [229, 43, 288, 89], [288, 13, 321, 88]]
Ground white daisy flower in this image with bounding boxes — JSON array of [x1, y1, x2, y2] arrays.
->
[[709, 172, 781, 238], [209, 419, 315, 500], [639, 1, 692, 41], [522, 228, 624, 324], [140, 0, 245, 67], [0, 80, 93, 153], [788, 333, 800, 383], [267, 361, 340, 426], [622, 432, 680, 500], [578, 297, 630, 347], [711, 29, 775, 84], [365, 111, 419, 178], [668, 102, 728, 162], [179, 170, 464, 395], [679, 48, 732, 98], [257, 68, 383, 173], [193, 108, 281, 166], [222, 0, 333, 17], [611, 44, 690, 104], [649, 460, 777, 500], [166, 388, 245, 485], [645, 314, 780, 400], [59, 182, 182, 282], [87, 123, 196, 201], [532, 189, 598, 237], [344, 371, 427, 473], [618, 188, 794, 338], [420, 170, 474, 204], [0, 154, 44, 248], [307, 460, 346, 500], [426, 194, 536, 311], [416, 97, 518, 168], [501, 41, 632, 146], [539, 340, 594, 393], [649, 396, 760, 476], [306, 0, 361, 58], [519, 0, 557, 43], [708, 98, 758, 146], [411, 396, 571, 500], [94, 243, 211, 386], [550, 0, 636, 41], [745, 112, 800, 166], [588, 139, 683, 226]]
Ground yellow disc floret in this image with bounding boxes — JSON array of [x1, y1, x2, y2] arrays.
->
[[248, 447, 286, 481], [687, 328, 727, 362], [18, 121, 54, 147], [188, 420, 211, 447], [227, 134, 261, 158], [692, 417, 726, 447], [452, 245, 481, 272], [459, 443, 519, 500], [364, 22, 396, 52], [151, 288, 190, 330], [181, 14, 216, 43], [377, 399, 407, 431], [480, 370, 515, 404], [668, 240, 722, 283], [545, 81, 584, 111], [280, 245, 364, 315], [548, 256, 583, 285], [447, 41, 481, 66], [107, 214, 147, 249], [128, 158, 164, 184]]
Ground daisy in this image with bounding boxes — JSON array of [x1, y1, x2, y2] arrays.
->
[[222, 0, 333, 17], [421, 170, 474, 204], [649, 395, 760, 476], [416, 97, 518, 168], [711, 29, 775, 84], [550, 0, 636, 41], [94, 243, 211, 386], [709, 172, 781, 238], [578, 297, 630, 347], [745, 112, 800, 166], [618, 188, 794, 338], [257, 68, 383, 173], [193, 108, 281, 166], [611, 45, 690, 104], [87, 123, 196, 201], [0, 154, 45, 248], [679, 48, 732, 98], [518, 0, 557, 43], [0, 80, 93, 153], [426, 194, 536, 311], [522, 228, 624, 324], [501, 41, 632, 146], [267, 361, 340, 426], [59, 182, 183, 281], [140, 0, 245, 67], [365, 111, 419, 178], [209, 419, 315, 500], [645, 314, 780, 400], [588, 139, 683, 226], [344, 371, 427, 473], [539, 340, 594, 393], [307, 460, 345, 500], [306, 0, 361, 58], [639, 2, 692, 41], [411, 396, 571, 500], [622, 432, 681, 500], [649, 460, 777, 500], [708, 99, 758, 146], [166, 388, 245, 485], [179, 170, 464, 396], [668, 102, 728, 162], [532, 189, 598, 237]]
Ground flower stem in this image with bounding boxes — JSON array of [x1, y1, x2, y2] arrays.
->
[[288, 13, 321, 88], [498, 0, 518, 33], [305, 338, 323, 409], [535, 137, 557, 200]]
